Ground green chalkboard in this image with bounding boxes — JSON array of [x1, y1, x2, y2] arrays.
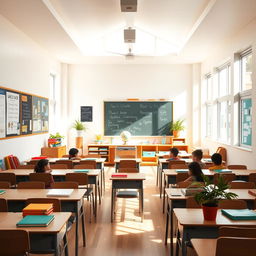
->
[[104, 101, 173, 136]]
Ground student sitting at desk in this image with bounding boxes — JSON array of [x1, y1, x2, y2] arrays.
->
[[168, 147, 180, 161], [69, 148, 81, 160], [209, 153, 226, 170], [34, 159, 54, 187], [184, 162, 204, 182], [192, 149, 206, 168]]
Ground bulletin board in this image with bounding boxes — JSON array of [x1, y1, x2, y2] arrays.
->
[[0, 86, 49, 140], [241, 98, 252, 147]]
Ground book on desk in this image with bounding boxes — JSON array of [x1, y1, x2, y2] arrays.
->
[[17, 215, 55, 227]]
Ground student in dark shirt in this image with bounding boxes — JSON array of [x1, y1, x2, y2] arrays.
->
[[168, 147, 180, 161], [184, 162, 204, 182], [68, 148, 81, 160], [34, 159, 54, 187], [192, 149, 206, 168]]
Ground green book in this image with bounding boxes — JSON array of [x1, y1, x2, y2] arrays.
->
[[17, 215, 55, 227], [221, 209, 256, 220], [214, 169, 232, 173], [0, 190, 6, 195], [175, 169, 188, 173], [74, 169, 89, 173], [84, 158, 97, 160]]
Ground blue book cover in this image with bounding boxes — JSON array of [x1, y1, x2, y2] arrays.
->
[[74, 169, 89, 173], [214, 169, 232, 173], [17, 215, 55, 227], [0, 190, 6, 195], [221, 209, 256, 220], [176, 169, 188, 173]]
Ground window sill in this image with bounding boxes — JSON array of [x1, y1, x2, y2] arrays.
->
[[233, 146, 252, 152]]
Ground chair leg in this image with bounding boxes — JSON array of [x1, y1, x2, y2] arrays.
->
[[164, 209, 169, 245], [63, 233, 69, 256], [81, 207, 86, 247]]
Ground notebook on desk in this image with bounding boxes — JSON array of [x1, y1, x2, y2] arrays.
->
[[82, 158, 97, 160], [74, 169, 90, 173], [169, 189, 183, 196], [221, 209, 256, 220], [111, 174, 128, 178], [248, 189, 256, 197], [17, 215, 55, 227], [0, 190, 6, 195], [214, 169, 232, 173], [47, 189, 74, 197], [175, 169, 188, 173]]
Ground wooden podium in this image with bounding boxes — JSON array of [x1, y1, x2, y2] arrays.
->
[[41, 146, 66, 158], [76, 137, 83, 155]]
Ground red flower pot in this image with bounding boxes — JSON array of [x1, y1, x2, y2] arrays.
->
[[202, 204, 218, 221]]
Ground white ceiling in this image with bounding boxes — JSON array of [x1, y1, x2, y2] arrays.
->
[[0, 0, 256, 64]]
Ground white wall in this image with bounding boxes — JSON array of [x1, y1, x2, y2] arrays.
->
[[67, 64, 193, 149], [200, 18, 256, 168], [0, 14, 60, 164]]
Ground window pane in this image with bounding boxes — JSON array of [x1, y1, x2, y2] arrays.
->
[[240, 98, 252, 146], [218, 101, 229, 142], [219, 68, 227, 97], [241, 53, 252, 91], [206, 76, 211, 101], [206, 105, 212, 137]]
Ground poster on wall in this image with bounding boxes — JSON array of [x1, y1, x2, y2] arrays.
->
[[81, 106, 93, 122], [0, 89, 6, 138], [21, 94, 32, 135], [6, 91, 20, 136]]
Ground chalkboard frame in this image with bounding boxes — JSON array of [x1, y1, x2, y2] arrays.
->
[[104, 100, 173, 136], [81, 106, 93, 122]]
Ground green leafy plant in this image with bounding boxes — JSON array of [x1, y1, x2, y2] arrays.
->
[[170, 119, 185, 132], [73, 120, 86, 131], [49, 132, 64, 139], [194, 175, 238, 207]]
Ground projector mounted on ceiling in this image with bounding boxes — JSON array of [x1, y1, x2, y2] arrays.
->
[[124, 28, 136, 43], [120, 0, 137, 12]]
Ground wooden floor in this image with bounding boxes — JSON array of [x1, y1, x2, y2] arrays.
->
[[34, 166, 181, 256]]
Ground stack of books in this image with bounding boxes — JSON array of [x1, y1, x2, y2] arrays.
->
[[22, 203, 53, 217]]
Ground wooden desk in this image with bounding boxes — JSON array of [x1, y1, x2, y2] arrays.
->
[[110, 173, 146, 222], [0, 212, 71, 255], [0, 189, 86, 256], [174, 208, 256, 256], [191, 239, 217, 256], [164, 188, 256, 251], [114, 158, 141, 172]]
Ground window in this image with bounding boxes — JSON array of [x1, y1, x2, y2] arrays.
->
[[218, 101, 231, 142], [206, 104, 212, 137], [49, 74, 57, 132], [241, 49, 252, 91], [240, 97, 252, 147]]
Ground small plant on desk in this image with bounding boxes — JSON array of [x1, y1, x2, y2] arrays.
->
[[170, 119, 185, 138]]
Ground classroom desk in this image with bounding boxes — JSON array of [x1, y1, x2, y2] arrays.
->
[[174, 208, 256, 256], [110, 173, 146, 222], [0, 212, 71, 256], [114, 158, 142, 172], [0, 188, 86, 256], [2, 169, 101, 217], [164, 188, 256, 253], [191, 239, 217, 256]]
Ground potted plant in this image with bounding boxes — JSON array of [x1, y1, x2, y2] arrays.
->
[[170, 119, 185, 138], [48, 132, 64, 147], [194, 176, 237, 221], [73, 120, 86, 137]]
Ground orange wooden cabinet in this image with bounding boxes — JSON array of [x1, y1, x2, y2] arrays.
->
[[41, 146, 66, 158]]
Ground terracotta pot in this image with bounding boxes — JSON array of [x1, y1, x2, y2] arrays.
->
[[202, 204, 218, 221], [173, 130, 180, 138]]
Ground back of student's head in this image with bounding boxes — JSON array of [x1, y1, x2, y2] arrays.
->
[[170, 147, 179, 157], [34, 159, 49, 173], [188, 162, 204, 182], [211, 153, 222, 165], [192, 149, 203, 160], [69, 148, 79, 159]]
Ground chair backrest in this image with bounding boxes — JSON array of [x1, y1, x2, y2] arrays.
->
[[186, 197, 201, 208], [74, 163, 96, 169], [176, 173, 189, 183], [168, 160, 186, 169], [219, 226, 256, 238], [29, 173, 53, 188], [0, 198, 8, 212], [50, 164, 68, 169], [26, 198, 61, 212], [227, 165, 247, 170], [119, 160, 137, 169], [17, 165, 35, 169], [51, 182, 79, 189], [82, 154, 100, 158], [118, 168, 139, 173], [79, 160, 97, 168], [61, 154, 70, 158], [0, 181, 11, 189], [218, 199, 247, 209], [17, 181, 45, 189], [230, 181, 255, 189], [248, 173, 256, 185], [0, 230, 30, 255], [213, 173, 236, 185], [170, 164, 188, 169], [0, 173, 16, 186], [56, 160, 73, 169], [216, 147, 227, 162], [66, 173, 88, 186], [177, 181, 192, 188], [216, 237, 256, 256]]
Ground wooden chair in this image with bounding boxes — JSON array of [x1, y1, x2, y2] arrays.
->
[[51, 182, 79, 189], [29, 173, 53, 188], [0, 198, 8, 212], [227, 165, 247, 170], [219, 226, 256, 238], [119, 160, 137, 169], [79, 160, 97, 169], [17, 165, 35, 169], [176, 173, 189, 183], [0, 173, 16, 187], [170, 164, 188, 169], [17, 181, 45, 189], [186, 197, 201, 208], [216, 147, 227, 162], [230, 181, 255, 189], [248, 173, 256, 185], [82, 154, 100, 158], [50, 164, 68, 169], [218, 199, 247, 209], [215, 237, 256, 256], [74, 164, 96, 169], [56, 160, 73, 169], [213, 173, 236, 185], [168, 160, 186, 169], [26, 198, 61, 212], [118, 168, 139, 173], [177, 181, 192, 188], [0, 181, 11, 189], [0, 230, 30, 255], [61, 154, 70, 158]]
